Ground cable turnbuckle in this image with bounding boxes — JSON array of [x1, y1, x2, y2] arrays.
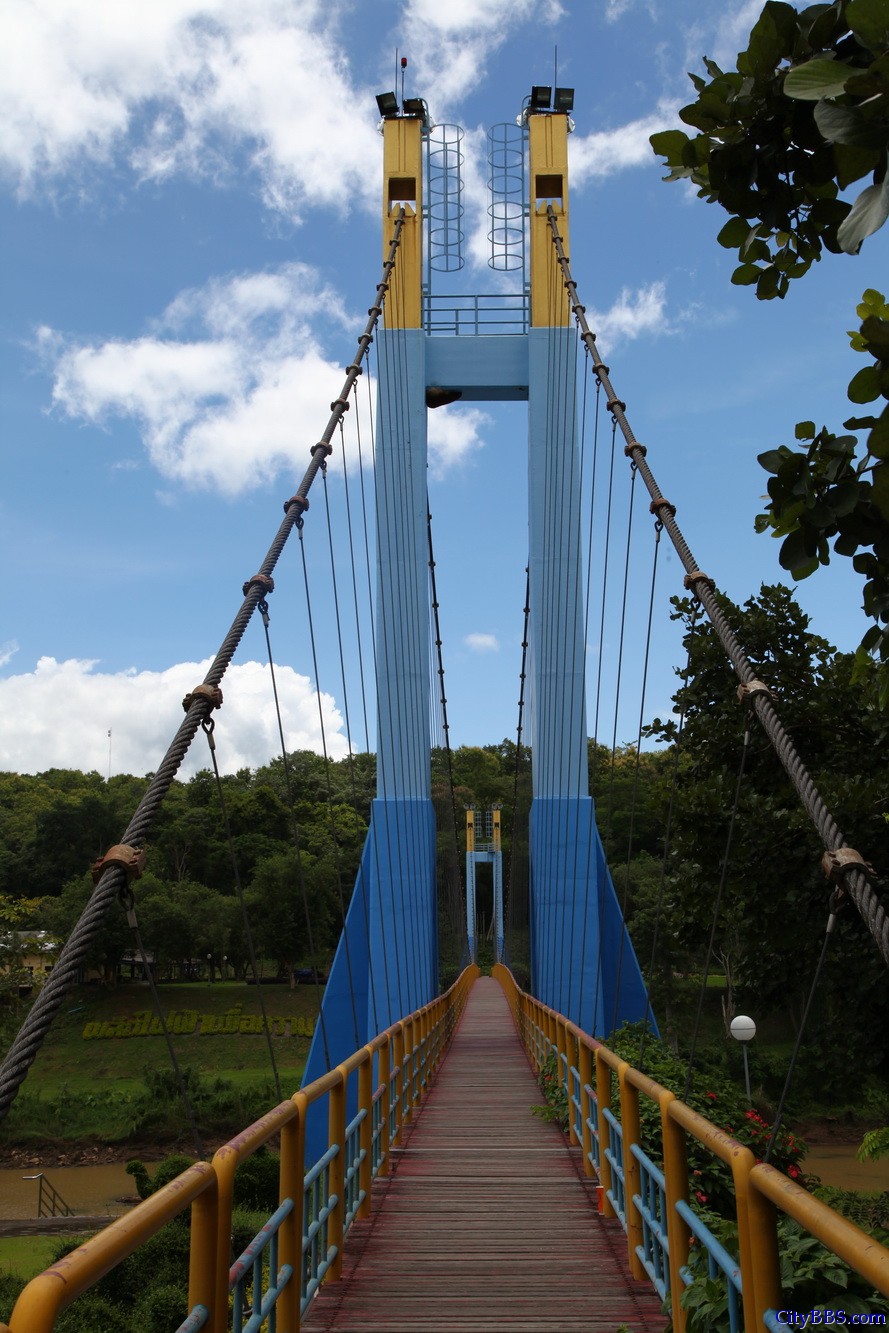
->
[[183, 684, 223, 713], [92, 843, 146, 885]]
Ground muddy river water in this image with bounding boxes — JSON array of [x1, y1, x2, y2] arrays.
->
[[0, 1162, 152, 1221], [1, 1144, 887, 1223]]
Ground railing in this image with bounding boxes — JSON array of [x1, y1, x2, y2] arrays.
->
[[424, 292, 529, 336], [493, 963, 889, 1333], [21, 1172, 74, 1219], [1, 964, 479, 1333]]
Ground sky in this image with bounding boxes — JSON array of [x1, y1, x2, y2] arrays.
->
[[1, 0, 886, 780]]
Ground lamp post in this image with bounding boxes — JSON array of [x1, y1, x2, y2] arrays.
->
[[730, 1014, 756, 1105], [221, 954, 227, 983], [206, 953, 212, 989]]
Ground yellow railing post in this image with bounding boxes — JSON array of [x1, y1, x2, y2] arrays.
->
[[280, 1092, 306, 1333], [188, 1171, 218, 1332], [566, 1027, 580, 1148], [379, 1037, 391, 1178], [618, 1064, 646, 1281], [327, 1068, 346, 1283], [661, 1096, 690, 1333], [392, 1024, 404, 1145], [595, 1049, 615, 1218], [403, 1016, 415, 1124], [556, 1015, 569, 1121], [358, 1048, 373, 1220], [210, 1145, 237, 1333], [578, 1039, 594, 1178], [732, 1152, 772, 1333], [747, 1180, 782, 1329]]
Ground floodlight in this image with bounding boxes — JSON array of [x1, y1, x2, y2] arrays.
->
[[553, 86, 575, 114], [403, 97, 425, 117], [376, 91, 399, 118], [529, 85, 551, 111]]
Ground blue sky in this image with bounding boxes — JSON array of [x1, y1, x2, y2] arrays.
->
[[1, 0, 886, 778]]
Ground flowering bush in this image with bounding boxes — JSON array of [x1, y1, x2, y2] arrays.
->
[[606, 1023, 808, 1219], [532, 1051, 570, 1134]]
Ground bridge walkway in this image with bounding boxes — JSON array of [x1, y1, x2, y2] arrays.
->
[[302, 976, 666, 1332]]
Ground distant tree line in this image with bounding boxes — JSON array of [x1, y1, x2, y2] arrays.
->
[[1, 583, 888, 1084]]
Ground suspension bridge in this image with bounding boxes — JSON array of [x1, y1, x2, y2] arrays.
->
[[2, 83, 889, 1332]]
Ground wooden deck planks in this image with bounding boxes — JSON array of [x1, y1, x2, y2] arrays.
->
[[302, 977, 667, 1332]]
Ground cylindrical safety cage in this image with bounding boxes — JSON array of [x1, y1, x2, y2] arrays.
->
[[488, 122, 528, 275], [426, 122, 465, 276]]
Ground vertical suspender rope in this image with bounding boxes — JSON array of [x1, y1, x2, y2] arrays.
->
[[320, 467, 380, 1037], [0, 212, 408, 1123], [200, 716, 283, 1102], [610, 518, 662, 1034], [545, 204, 889, 972]]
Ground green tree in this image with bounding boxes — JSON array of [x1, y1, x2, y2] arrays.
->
[[650, 0, 889, 297], [651, 0, 889, 681], [647, 584, 889, 1077], [249, 850, 335, 986]]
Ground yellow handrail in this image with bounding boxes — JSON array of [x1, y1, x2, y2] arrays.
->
[[492, 962, 889, 1333], [2, 964, 480, 1333]]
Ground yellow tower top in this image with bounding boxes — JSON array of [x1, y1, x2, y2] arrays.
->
[[528, 113, 571, 328], [381, 116, 423, 329]]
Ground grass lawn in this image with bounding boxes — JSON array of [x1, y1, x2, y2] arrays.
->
[[15, 981, 319, 1092], [0, 1236, 66, 1280], [0, 981, 321, 1148]]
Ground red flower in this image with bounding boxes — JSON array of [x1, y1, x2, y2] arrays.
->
[[705, 1091, 717, 1102], [695, 1189, 708, 1205], [788, 1164, 801, 1179]]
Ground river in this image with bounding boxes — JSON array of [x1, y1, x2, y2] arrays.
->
[[0, 1162, 155, 1221], [0, 1143, 885, 1225]]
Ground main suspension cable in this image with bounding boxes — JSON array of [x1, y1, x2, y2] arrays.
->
[[0, 212, 408, 1123], [546, 205, 889, 972]]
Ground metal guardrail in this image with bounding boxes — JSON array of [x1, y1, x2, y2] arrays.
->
[[492, 962, 889, 1333], [1, 965, 480, 1333], [424, 292, 528, 336], [21, 1172, 74, 1220]]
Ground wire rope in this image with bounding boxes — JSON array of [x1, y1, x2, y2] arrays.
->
[[321, 467, 380, 1037], [610, 519, 662, 1034], [0, 214, 408, 1122], [545, 205, 889, 973], [682, 725, 751, 1104], [637, 606, 700, 1074], [200, 717, 283, 1102], [256, 596, 332, 1069], [297, 524, 361, 1051]]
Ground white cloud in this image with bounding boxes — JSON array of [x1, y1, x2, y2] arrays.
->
[[43, 263, 355, 495], [588, 281, 670, 348], [464, 632, 499, 653], [427, 404, 491, 478], [0, 656, 347, 778], [0, 1, 380, 218], [0, 640, 19, 668], [570, 106, 678, 185]]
